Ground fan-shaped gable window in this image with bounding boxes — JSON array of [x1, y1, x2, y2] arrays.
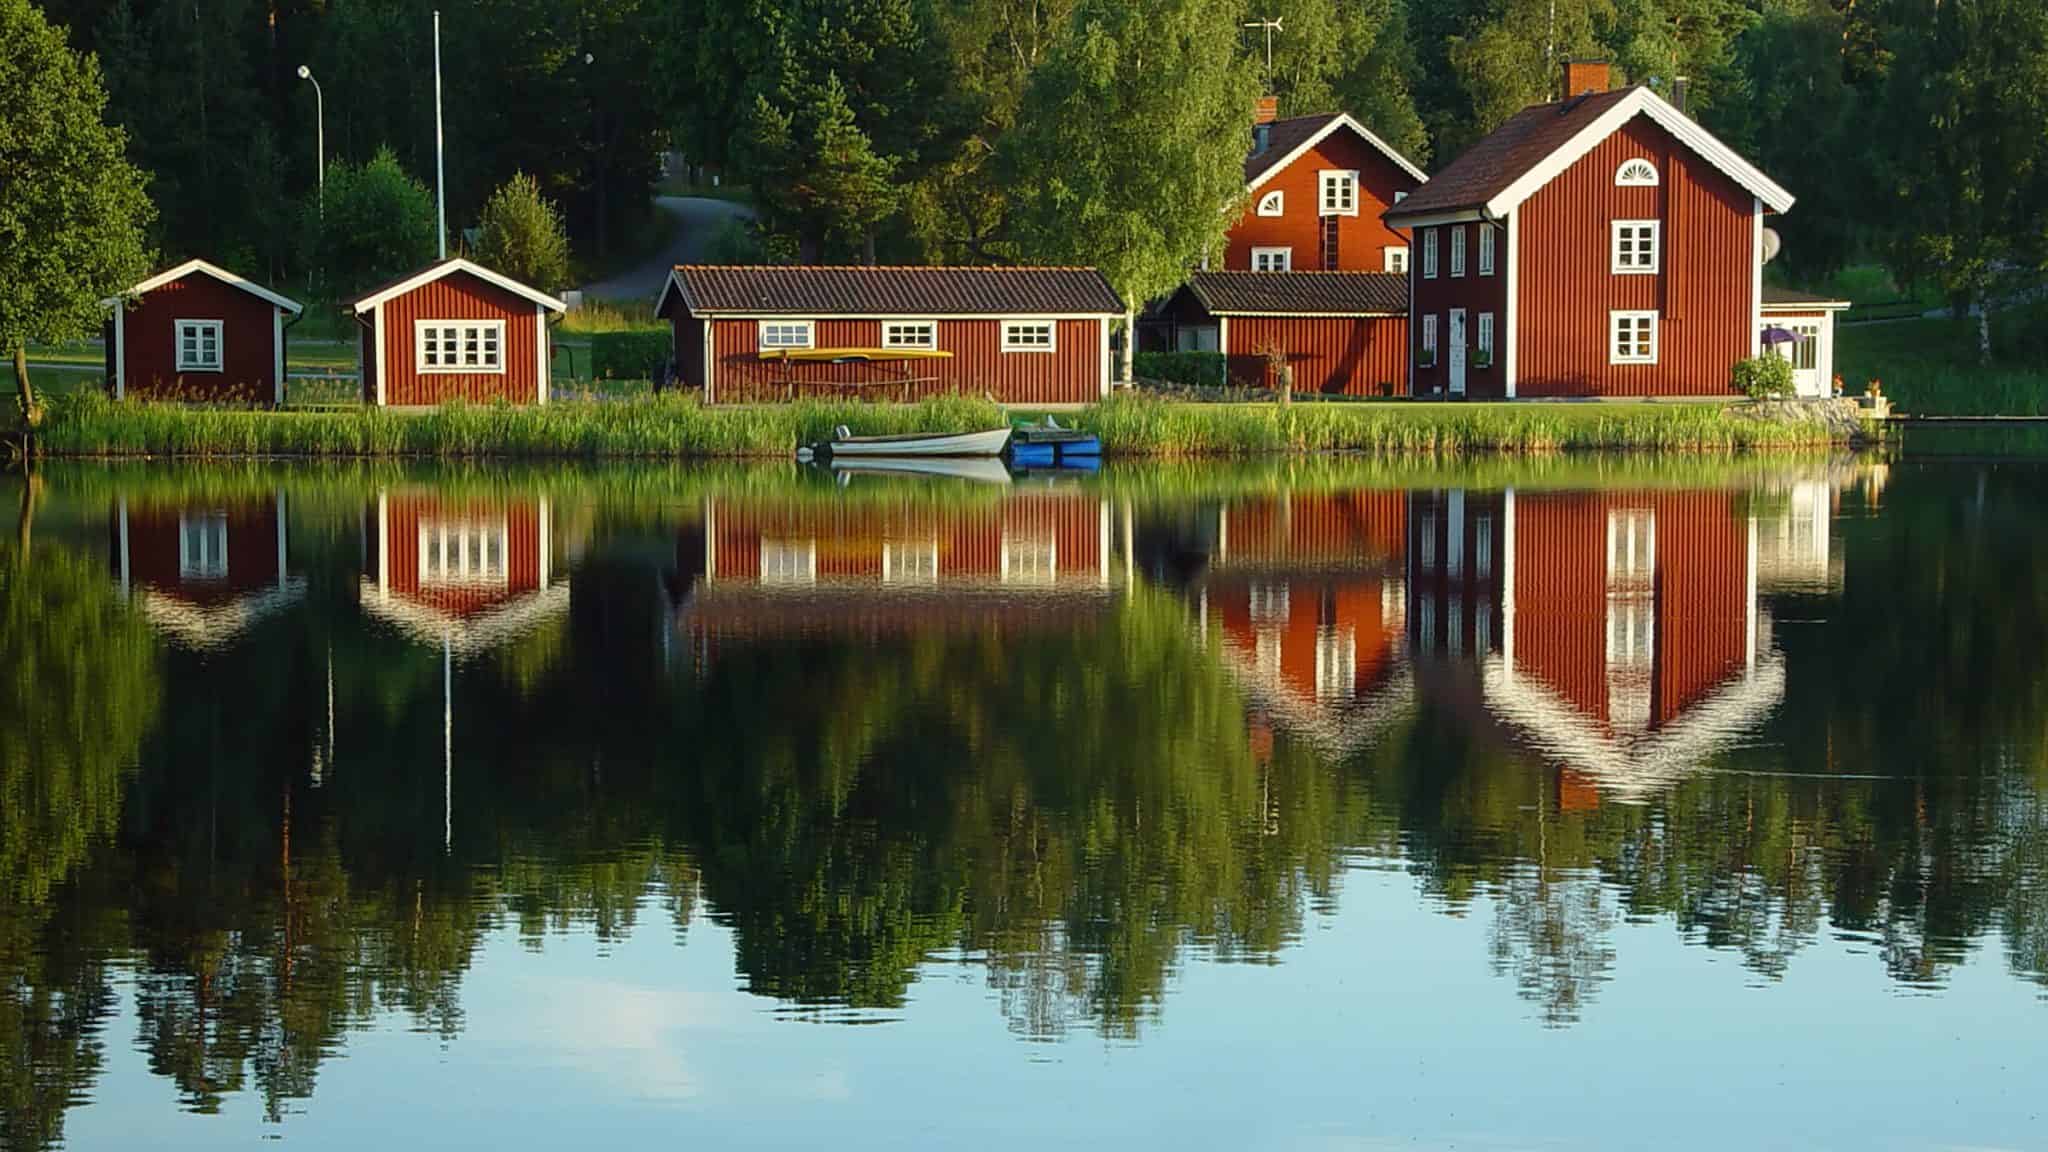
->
[[1256, 190, 1284, 217], [1616, 159, 1659, 187]]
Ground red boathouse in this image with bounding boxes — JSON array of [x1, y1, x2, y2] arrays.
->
[[351, 258, 566, 407], [1155, 272, 1410, 395], [103, 259, 304, 405]]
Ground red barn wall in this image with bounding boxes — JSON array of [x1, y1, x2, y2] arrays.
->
[[1408, 221, 1511, 399], [379, 494, 545, 618], [1514, 115, 1755, 398], [1225, 315, 1408, 396], [706, 317, 1104, 405], [375, 271, 545, 406], [119, 273, 281, 404], [1229, 130, 1418, 271]]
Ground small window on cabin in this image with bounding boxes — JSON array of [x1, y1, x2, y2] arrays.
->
[[760, 539, 818, 586], [1002, 320, 1056, 353], [1319, 170, 1359, 216], [1616, 159, 1660, 187], [1611, 311, 1658, 364], [1612, 221, 1661, 274], [883, 538, 940, 585], [1450, 227, 1467, 277], [759, 321, 814, 350], [1001, 532, 1057, 585], [178, 514, 229, 580], [1478, 223, 1496, 276], [175, 320, 224, 372], [1251, 246, 1293, 272], [1384, 247, 1409, 274], [416, 320, 505, 373], [883, 320, 937, 350], [1256, 190, 1284, 217], [1423, 230, 1440, 279], [418, 519, 511, 587]]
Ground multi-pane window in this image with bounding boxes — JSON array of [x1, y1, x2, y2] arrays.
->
[[883, 538, 939, 584], [1251, 246, 1292, 272], [1257, 190, 1284, 217], [418, 519, 509, 587], [178, 514, 228, 579], [1478, 223, 1496, 276], [1421, 314, 1438, 362], [1423, 229, 1439, 279], [1001, 320, 1056, 353], [1450, 227, 1467, 277], [760, 540, 818, 586], [1611, 311, 1658, 364], [1767, 322, 1822, 371], [176, 320, 223, 372], [1612, 220, 1661, 274], [883, 320, 937, 350], [1248, 582, 1289, 622], [1384, 247, 1409, 274], [1477, 312, 1495, 364], [758, 320, 814, 349], [1001, 533, 1057, 585], [1319, 170, 1359, 216], [416, 320, 504, 373]]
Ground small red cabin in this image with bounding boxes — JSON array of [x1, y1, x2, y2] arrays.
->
[[1233, 108, 1427, 275], [360, 489, 565, 654], [656, 265, 1124, 406], [1156, 272, 1410, 396], [111, 491, 304, 648], [103, 259, 303, 405], [350, 258, 565, 407]]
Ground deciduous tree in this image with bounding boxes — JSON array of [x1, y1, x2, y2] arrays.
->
[[474, 172, 572, 292]]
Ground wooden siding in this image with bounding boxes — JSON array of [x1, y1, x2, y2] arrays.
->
[[116, 497, 284, 606], [1224, 315, 1409, 396], [378, 494, 546, 618], [705, 317, 1104, 405], [374, 270, 544, 406], [118, 273, 281, 404], [1408, 221, 1511, 398], [1514, 115, 1755, 397], [1230, 129, 1419, 271]]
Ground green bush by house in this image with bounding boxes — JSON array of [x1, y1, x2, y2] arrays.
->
[[1134, 351, 1228, 388], [1732, 354, 1795, 399], [590, 329, 672, 381]]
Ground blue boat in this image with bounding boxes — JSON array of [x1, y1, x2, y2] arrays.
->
[[1009, 417, 1101, 467]]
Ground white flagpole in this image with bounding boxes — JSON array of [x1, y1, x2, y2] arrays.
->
[[434, 9, 447, 259]]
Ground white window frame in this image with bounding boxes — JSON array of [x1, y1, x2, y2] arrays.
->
[[415, 319, 506, 374], [1477, 312, 1495, 363], [882, 538, 940, 585], [1450, 226, 1467, 278], [1256, 190, 1284, 217], [1251, 246, 1293, 272], [1611, 220, 1661, 275], [1478, 223, 1496, 276], [1319, 170, 1359, 217], [418, 518, 511, 588], [1421, 314, 1439, 361], [1423, 229, 1439, 279], [1001, 319, 1057, 354], [760, 539, 818, 586], [882, 319, 938, 351], [1610, 311, 1659, 364], [1616, 158, 1660, 187], [175, 319, 224, 373], [758, 320, 815, 350], [178, 513, 229, 579], [1383, 246, 1409, 274]]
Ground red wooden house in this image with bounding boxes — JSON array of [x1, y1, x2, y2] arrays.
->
[[360, 489, 565, 654], [1230, 99, 1429, 275], [1154, 272, 1410, 395], [1383, 62, 1814, 399], [102, 259, 303, 405], [351, 258, 566, 407], [112, 491, 304, 648], [656, 265, 1124, 405]]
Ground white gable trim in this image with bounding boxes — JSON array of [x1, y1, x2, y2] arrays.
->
[[273, 309, 285, 406], [1246, 113, 1428, 193], [351, 257, 566, 314], [1483, 88, 1794, 219], [105, 258, 304, 314]]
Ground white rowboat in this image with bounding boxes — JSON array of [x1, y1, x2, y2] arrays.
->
[[808, 427, 1012, 459]]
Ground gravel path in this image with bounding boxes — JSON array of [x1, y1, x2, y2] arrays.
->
[[580, 196, 755, 304]]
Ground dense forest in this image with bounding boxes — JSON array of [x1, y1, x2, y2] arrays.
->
[[31, 0, 2048, 313]]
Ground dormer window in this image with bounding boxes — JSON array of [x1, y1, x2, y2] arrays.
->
[[1256, 190, 1284, 217], [1319, 170, 1359, 216], [1616, 159, 1659, 187]]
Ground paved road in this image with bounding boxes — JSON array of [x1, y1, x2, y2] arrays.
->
[[580, 196, 755, 304]]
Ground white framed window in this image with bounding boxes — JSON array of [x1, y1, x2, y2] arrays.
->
[[1383, 246, 1409, 274], [1319, 170, 1359, 216], [1477, 312, 1495, 364], [882, 538, 939, 585], [1616, 158, 1659, 187], [1450, 227, 1467, 277], [1001, 320, 1056, 353], [1251, 246, 1292, 272], [418, 519, 510, 587], [758, 320, 814, 350], [883, 320, 938, 350], [1001, 532, 1057, 585], [178, 514, 228, 579], [416, 320, 505, 373], [1478, 223, 1496, 276], [1474, 516, 1493, 579], [1611, 311, 1658, 364], [1423, 229, 1439, 279], [1612, 220, 1661, 274], [1421, 314, 1438, 361], [1256, 190, 1284, 217], [760, 539, 817, 586], [1248, 582, 1289, 622], [175, 320, 224, 372]]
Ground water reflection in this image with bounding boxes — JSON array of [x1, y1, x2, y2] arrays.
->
[[1, 455, 2045, 1147]]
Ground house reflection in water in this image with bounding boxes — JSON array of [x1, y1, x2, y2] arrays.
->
[[358, 488, 567, 655], [112, 490, 304, 649]]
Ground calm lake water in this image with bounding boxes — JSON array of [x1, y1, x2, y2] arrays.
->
[[3, 442, 2046, 1150]]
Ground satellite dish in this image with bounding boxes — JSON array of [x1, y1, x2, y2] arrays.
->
[[1761, 228, 1782, 265]]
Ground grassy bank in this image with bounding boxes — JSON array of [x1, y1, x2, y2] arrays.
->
[[1836, 310, 2048, 416]]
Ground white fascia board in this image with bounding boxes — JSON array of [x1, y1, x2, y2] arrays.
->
[[106, 258, 305, 314], [352, 257, 566, 314], [1246, 114, 1429, 194]]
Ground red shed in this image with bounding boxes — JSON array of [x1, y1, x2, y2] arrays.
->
[[111, 490, 304, 649], [1385, 63, 1810, 399], [350, 258, 565, 407], [1156, 272, 1409, 396], [102, 259, 303, 405], [1234, 108, 1427, 274], [655, 265, 1124, 406]]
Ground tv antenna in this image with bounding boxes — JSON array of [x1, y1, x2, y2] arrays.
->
[[1242, 16, 1283, 73]]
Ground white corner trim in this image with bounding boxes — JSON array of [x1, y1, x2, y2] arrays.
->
[[1246, 113, 1429, 192], [1218, 316, 1231, 359], [703, 319, 716, 404], [535, 306, 549, 405], [372, 302, 387, 405], [109, 258, 304, 314], [1751, 198, 1764, 353], [1098, 318, 1111, 397], [352, 257, 566, 314], [273, 309, 285, 406], [112, 307, 126, 399], [539, 498, 552, 590], [1503, 210, 1518, 398]]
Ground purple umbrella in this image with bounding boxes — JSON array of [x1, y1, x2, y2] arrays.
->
[[1759, 326, 1799, 346]]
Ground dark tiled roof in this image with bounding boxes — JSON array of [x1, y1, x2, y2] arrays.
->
[[668, 266, 1124, 315], [1762, 285, 1852, 308], [1385, 87, 1640, 221], [1245, 114, 1344, 185], [1186, 271, 1408, 316]]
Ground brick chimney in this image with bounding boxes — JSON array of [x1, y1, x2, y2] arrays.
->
[[1562, 59, 1610, 100], [1254, 95, 1280, 125]]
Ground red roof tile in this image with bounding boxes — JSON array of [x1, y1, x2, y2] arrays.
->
[[666, 266, 1124, 316], [1182, 271, 1408, 316]]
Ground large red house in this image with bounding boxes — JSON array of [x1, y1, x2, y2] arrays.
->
[[1384, 62, 1810, 399], [1154, 272, 1410, 395], [102, 259, 304, 405], [657, 265, 1124, 405], [351, 258, 565, 407], [1229, 98, 1428, 275]]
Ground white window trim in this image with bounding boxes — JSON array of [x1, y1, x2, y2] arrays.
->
[[1611, 311, 1659, 365], [1616, 158, 1660, 187], [1256, 190, 1284, 217], [1421, 314, 1439, 356], [1383, 246, 1409, 274], [1478, 312, 1496, 361], [757, 319, 816, 350], [1478, 223, 1496, 276], [1450, 227, 1467, 278], [1001, 319, 1057, 354], [1423, 229, 1439, 279], [1319, 169, 1360, 217], [174, 319, 224, 373], [1251, 246, 1293, 272], [1611, 220, 1662, 275], [882, 319, 939, 351], [414, 319, 507, 375]]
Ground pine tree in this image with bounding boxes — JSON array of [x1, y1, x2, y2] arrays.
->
[[475, 172, 572, 291]]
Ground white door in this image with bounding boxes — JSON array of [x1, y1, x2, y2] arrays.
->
[[1448, 309, 1467, 396], [1765, 321, 1824, 396]]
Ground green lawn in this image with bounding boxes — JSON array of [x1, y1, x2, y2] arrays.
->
[[1836, 306, 2048, 416]]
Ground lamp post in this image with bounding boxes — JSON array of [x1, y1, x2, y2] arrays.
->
[[296, 65, 324, 206]]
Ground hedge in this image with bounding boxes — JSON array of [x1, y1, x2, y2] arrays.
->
[[590, 329, 672, 381]]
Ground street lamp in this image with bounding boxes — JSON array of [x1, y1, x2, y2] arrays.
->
[[297, 65, 324, 206]]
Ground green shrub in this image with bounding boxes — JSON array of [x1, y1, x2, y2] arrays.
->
[[590, 329, 672, 380], [1134, 351, 1228, 388], [1732, 354, 1795, 399]]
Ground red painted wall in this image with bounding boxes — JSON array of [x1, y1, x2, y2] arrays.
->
[[372, 271, 545, 406], [1514, 115, 1756, 397], [1228, 129, 1419, 272], [1408, 221, 1510, 398], [1224, 315, 1409, 396], [702, 317, 1105, 405], [1223, 490, 1409, 566], [118, 273, 282, 404], [378, 493, 546, 618], [117, 497, 284, 607], [703, 490, 1107, 585], [1214, 576, 1404, 703]]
